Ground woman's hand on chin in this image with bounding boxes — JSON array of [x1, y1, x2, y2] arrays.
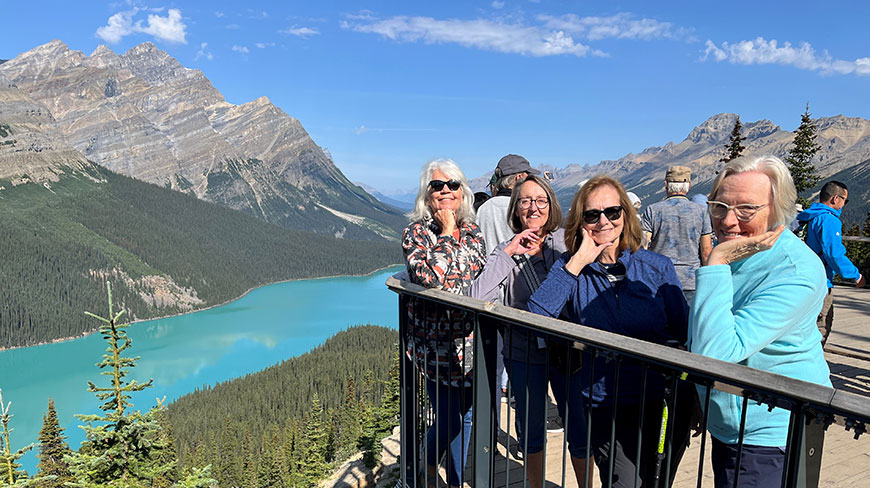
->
[[565, 228, 612, 275], [707, 225, 785, 266], [433, 209, 457, 236], [504, 228, 541, 256]]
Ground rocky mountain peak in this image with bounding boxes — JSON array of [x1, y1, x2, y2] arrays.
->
[[1, 40, 85, 80], [685, 113, 737, 144], [84, 44, 120, 69], [90, 44, 115, 57], [0, 39, 406, 241], [742, 119, 781, 140]]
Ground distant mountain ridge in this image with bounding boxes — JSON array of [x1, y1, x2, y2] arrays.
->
[[468, 113, 870, 225], [0, 40, 405, 240]]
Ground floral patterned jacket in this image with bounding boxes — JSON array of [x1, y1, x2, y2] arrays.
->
[[402, 219, 487, 385]]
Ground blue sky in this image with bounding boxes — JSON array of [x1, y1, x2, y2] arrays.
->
[[3, 1, 870, 193]]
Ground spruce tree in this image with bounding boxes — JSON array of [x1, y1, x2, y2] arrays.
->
[[36, 398, 72, 488], [720, 115, 747, 163], [786, 103, 822, 205], [336, 378, 361, 459], [1, 390, 33, 486], [66, 282, 214, 488]]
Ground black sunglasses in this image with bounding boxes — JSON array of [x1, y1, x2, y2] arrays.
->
[[429, 179, 461, 191], [582, 205, 624, 224]]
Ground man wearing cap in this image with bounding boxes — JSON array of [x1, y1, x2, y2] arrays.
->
[[478, 154, 539, 254], [641, 165, 713, 302]]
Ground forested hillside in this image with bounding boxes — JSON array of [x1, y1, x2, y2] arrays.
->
[[0, 163, 402, 349], [166, 325, 399, 487]]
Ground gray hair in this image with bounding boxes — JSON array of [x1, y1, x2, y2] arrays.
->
[[666, 181, 691, 195], [708, 155, 797, 229], [407, 159, 476, 224], [494, 173, 520, 193]]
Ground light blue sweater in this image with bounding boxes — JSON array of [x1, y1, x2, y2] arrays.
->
[[690, 230, 832, 446]]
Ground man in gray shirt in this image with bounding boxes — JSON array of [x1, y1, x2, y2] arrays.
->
[[641, 165, 712, 302]]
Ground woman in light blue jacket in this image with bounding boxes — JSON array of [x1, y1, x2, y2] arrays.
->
[[690, 155, 831, 488]]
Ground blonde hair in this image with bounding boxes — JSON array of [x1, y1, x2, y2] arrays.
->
[[407, 159, 475, 224], [708, 155, 797, 228], [564, 175, 642, 254]]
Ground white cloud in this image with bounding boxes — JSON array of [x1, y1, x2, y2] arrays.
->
[[96, 7, 187, 44], [280, 26, 320, 38], [232, 45, 249, 54], [215, 11, 225, 18], [255, 42, 276, 49], [538, 13, 689, 41], [355, 125, 368, 135], [248, 9, 268, 19], [702, 37, 870, 76], [225, 24, 240, 30], [492, 1, 505, 9], [342, 15, 605, 57], [195, 42, 213, 60]]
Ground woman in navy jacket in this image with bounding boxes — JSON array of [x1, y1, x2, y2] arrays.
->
[[528, 175, 693, 487]]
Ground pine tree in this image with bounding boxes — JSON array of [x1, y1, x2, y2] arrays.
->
[[35, 398, 72, 488], [297, 394, 327, 484], [336, 378, 361, 460], [720, 115, 747, 163], [786, 103, 822, 206], [1, 390, 33, 486], [66, 282, 214, 488], [151, 407, 179, 488], [218, 416, 240, 487]]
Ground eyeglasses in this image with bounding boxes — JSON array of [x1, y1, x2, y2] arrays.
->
[[428, 179, 461, 192], [518, 197, 550, 210], [838, 194, 850, 206], [582, 205, 623, 224], [707, 201, 768, 222]]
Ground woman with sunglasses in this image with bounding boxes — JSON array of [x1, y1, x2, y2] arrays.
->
[[527, 175, 693, 487], [469, 175, 596, 488], [401, 158, 486, 488], [690, 156, 830, 488]]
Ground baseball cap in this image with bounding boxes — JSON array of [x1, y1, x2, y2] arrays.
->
[[665, 165, 691, 182], [496, 154, 540, 177]]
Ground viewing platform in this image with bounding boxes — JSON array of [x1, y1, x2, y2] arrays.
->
[[377, 280, 870, 488]]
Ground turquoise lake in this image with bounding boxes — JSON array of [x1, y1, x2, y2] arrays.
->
[[0, 266, 402, 472]]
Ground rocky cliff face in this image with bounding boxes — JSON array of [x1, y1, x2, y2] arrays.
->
[[0, 40, 405, 240]]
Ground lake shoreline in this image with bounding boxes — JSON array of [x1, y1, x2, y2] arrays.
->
[[0, 263, 403, 353]]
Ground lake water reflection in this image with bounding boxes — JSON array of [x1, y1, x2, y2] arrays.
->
[[0, 266, 401, 472]]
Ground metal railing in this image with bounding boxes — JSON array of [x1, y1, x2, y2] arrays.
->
[[387, 275, 870, 488]]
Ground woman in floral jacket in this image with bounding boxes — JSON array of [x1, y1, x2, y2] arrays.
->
[[402, 158, 486, 488]]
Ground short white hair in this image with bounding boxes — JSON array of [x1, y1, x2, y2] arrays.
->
[[407, 159, 476, 224], [666, 182, 690, 195], [708, 155, 798, 229]]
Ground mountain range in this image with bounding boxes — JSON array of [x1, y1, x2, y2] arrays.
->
[[0, 40, 405, 241], [465, 113, 870, 226]]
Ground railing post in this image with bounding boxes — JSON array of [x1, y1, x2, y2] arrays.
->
[[398, 294, 417, 487], [472, 313, 499, 488], [783, 406, 825, 488]]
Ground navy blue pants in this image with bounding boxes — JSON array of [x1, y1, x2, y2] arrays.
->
[[711, 437, 785, 488]]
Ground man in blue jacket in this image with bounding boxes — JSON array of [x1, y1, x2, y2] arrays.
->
[[796, 180, 865, 346]]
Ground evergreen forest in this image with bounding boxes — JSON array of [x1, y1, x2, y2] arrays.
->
[[0, 163, 402, 349], [166, 325, 400, 487]]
